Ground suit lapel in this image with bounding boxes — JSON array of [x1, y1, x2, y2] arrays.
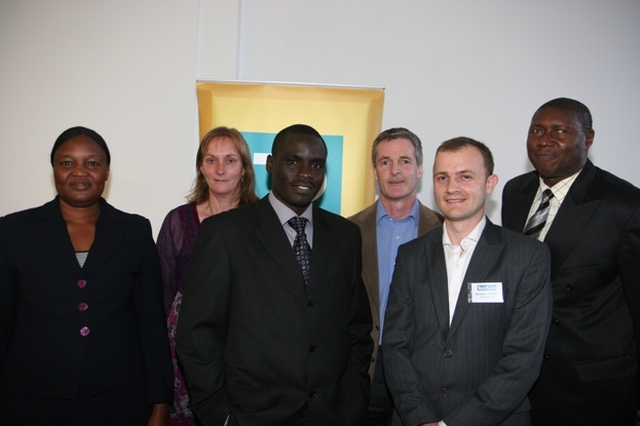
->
[[418, 202, 443, 236], [447, 221, 503, 342], [307, 208, 336, 291], [32, 199, 80, 274], [82, 200, 126, 274], [354, 202, 440, 316], [31, 198, 127, 275], [503, 173, 538, 232], [253, 198, 306, 288], [424, 228, 452, 336], [544, 161, 599, 279], [355, 204, 380, 312]]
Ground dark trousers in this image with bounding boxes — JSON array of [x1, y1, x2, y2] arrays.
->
[[225, 404, 310, 426], [369, 346, 393, 426]]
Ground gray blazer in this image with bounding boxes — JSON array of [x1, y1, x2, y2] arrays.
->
[[383, 220, 552, 426]]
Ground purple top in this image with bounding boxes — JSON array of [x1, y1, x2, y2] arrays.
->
[[157, 203, 201, 425], [157, 203, 200, 315]]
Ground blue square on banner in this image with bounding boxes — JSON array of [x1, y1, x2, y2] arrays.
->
[[242, 132, 343, 215]]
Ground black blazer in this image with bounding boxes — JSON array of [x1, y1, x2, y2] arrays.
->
[[383, 220, 552, 426], [0, 197, 172, 403], [502, 160, 640, 425], [177, 196, 373, 426]]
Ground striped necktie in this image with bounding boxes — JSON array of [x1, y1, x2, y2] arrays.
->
[[523, 189, 553, 240], [288, 216, 311, 284]]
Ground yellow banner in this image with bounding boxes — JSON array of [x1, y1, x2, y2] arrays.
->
[[196, 81, 384, 216]]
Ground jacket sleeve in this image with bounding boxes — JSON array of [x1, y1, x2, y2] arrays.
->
[[176, 219, 231, 426], [383, 242, 442, 425], [337, 225, 374, 424], [133, 219, 174, 404], [619, 205, 640, 382], [0, 217, 16, 369]]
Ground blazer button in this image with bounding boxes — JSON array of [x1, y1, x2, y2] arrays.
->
[[542, 355, 549, 362], [306, 299, 315, 307], [565, 283, 574, 291], [77, 279, 87, 288], [309, 391, 317, 398], [551, 319, 559, 327], [442, 388, 450, 396], [308, 345, 317, 353], [78, 302, 88, 312], [443, 349, 453, 358], [80, 326, 90, 337]]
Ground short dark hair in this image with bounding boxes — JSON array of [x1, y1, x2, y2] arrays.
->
[[537, 97, 593, 131], [271, 124, 327, 157], [50, 126, 111, 165], [436, 136, 494, 176], [371, 127, 423, 166]]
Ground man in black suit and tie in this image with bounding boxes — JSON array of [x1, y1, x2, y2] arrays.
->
[[384, 137, 552, 425], [502, 97, 640, 426], [177, 124, 373, 426]]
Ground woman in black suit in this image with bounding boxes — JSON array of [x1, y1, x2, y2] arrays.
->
[[0, 126, 173, 425]]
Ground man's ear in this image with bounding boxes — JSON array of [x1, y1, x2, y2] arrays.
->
[[585, 128, 595, 149], [486, 173, 499, 194], [266, 155, 273, 174]]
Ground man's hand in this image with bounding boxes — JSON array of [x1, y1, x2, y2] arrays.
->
[[147, 403, 170, 426]]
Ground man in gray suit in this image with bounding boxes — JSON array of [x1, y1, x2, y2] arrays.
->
[[383, 137, 552, 426]]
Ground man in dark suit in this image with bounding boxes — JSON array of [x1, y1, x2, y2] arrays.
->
[[502, 97, 640, 426], [176, 124, 373, 426], [384, 137, 552, 426], [349, 127, 442, 426]]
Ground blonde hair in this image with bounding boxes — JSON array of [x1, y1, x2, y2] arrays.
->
[[187, 126, 259, 206]]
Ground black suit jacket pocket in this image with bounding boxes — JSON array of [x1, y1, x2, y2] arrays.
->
[[227, 384, 270, 412], [574, 354, 635, 381]]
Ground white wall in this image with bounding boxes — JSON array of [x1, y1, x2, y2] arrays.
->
[[0, 0, 199, 234], [2, 0, 639, 231], [233, 0, 640, 222]]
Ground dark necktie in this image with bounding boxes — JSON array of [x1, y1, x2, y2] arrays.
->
[[288, 216, 311, 284], [523, 189, 553, 240]]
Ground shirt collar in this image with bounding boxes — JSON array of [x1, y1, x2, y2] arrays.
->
[[537, 169, 581, 204], [268, 191, 313, 225], [442, 216, 486, 248], [376, 199, 420, 224]]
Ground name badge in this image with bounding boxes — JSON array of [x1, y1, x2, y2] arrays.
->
[[468, 282, 504, 303]]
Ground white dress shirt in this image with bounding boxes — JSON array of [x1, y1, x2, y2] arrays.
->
[[442, 217, 486, 325], [525, 171, 580, 241]]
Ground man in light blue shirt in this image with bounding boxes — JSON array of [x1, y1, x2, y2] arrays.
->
[[350, 127, 442, 426]]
